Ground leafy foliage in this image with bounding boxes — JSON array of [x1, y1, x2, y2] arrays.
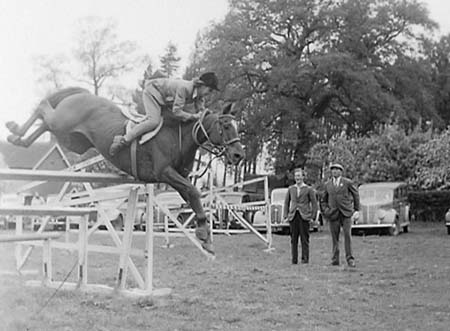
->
[[305, 124, 431, 185], [187, 0, 441, 174], [409, 129, 450, 190]]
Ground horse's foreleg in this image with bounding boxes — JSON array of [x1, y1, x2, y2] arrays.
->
[[161, 167, 206, 219], [160, 167, 213, 253], [7, 123, 49, 148], [5, 99, 52, 137]]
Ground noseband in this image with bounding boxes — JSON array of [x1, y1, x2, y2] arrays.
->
[[192, 111, 240, 157]]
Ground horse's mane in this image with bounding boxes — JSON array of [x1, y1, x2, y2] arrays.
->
[[47, 87, 91, 108]]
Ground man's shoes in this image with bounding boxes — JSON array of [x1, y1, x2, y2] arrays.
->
[[330, 262, 339, 266], [301, 260, 309, 264], [348, 259, 356, 268], [292, 260, 298, 265], [109, 135, 129, 156]]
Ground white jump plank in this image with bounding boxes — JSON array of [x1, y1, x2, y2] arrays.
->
[[0, 206, 95, 217], [0, 169, 137, 184], [0, 232, 61, 243]]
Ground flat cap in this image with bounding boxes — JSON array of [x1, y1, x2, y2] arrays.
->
[[329, 163, 344, 171]]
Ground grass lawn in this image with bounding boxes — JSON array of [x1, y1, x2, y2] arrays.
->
[[0, 221, 449, 331]]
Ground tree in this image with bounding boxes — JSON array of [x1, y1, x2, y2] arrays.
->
[[187, 0, 440, 174], [160, 41, 181, 78], [33, 54, 70, 94], [424, 34, 450, 126], [73, 16, 145, 96]]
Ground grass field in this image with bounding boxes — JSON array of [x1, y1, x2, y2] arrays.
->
[[0, 221, 449, 331]]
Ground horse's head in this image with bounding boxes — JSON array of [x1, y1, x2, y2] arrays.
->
[[194, 104, 245, 165]]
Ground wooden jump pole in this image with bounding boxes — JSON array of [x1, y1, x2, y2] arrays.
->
[[0, 168, 137, 184], [0, 232, 62, 243]]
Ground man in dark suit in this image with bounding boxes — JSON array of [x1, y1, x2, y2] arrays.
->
[[322, 163, 360, 267], [283, 168, 318, 264]]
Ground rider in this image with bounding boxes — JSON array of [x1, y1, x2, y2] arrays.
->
[[109, 71, 220, 156]]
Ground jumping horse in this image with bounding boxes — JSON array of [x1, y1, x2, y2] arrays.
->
[[6, 87, 245, 253]]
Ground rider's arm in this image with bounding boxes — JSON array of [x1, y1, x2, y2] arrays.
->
[[172, 86, 198, 121]]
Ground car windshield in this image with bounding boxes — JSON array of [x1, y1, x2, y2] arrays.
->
[[217, 193, 245, 204], [271, 189, 287, 204], [359, 187, 393, 203]]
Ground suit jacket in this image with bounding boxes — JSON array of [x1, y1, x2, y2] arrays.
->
[[283, 184, 318, 222], [321, 177, 360, 221]]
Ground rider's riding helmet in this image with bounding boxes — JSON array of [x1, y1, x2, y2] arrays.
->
[[199, 72, 219, 91]]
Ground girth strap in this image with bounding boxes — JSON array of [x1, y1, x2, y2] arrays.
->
[[131, 139, 138, 179]]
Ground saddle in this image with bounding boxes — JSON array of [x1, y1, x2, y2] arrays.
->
[[119, 108, 164, 180], [120, 107, 164, 144]]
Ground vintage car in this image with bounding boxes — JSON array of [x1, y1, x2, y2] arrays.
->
[[213, 191, 254, 229], [354, 182, 410, 235], [62, 189, 147, 231], [154, 190, 254, 230], [0, 193, 22, 229], [445, 209, 450, 235], [253, 187, 322, 233], [154, 190, 196, 228]]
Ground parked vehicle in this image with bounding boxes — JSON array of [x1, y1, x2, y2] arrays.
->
[[354, 182, 410, 235], [252, 188, 322, 233], [154, 190, 254, 230], [95, 195, 148, 231], [60, 190, 147, 231], [0, 193, 22, 229], [155, 191, 196, 228], [213, 191, 254, 229]]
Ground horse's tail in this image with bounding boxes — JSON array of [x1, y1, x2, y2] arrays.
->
[[46, 87, 91, 108]]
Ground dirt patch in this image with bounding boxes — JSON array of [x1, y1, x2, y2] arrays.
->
[[0, 222, 449, 331]]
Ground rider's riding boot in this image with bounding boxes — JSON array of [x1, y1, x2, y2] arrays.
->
[[7, 134, 24, 146], [109, 135, 129, 156], [5, 121, 21, 136]]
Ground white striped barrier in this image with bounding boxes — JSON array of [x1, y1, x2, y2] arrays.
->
[[0, 169, 185, 297]]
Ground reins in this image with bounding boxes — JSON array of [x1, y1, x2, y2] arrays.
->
[[192, 111, 240, 157], [189, 110, 240, 179]]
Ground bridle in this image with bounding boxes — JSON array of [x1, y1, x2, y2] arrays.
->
[[192, 111, 241, 157]]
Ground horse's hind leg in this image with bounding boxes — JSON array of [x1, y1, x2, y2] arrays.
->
[[5, 100, 52, 137], [7, 123, 49, 147]]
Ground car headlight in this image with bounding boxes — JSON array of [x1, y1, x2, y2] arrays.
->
[[376, 209, 386, 222]]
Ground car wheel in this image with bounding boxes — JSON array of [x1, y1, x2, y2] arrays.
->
[[403, 225, 409, 233], [447, 225, 450, 235], [112, 214, 124, 231], [388, 218, 400, 236]]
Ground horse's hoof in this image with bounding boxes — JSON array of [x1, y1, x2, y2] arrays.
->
[[195, 226, 209, 242], [7, 134, 23, 146], [201, 242, 215, 255], [5, 121, 22, 136]]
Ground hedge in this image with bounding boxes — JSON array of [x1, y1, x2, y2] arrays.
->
[[408, 190, 450, 222]]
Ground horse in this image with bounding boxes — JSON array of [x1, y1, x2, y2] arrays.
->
[[6, 87, 245, 254]]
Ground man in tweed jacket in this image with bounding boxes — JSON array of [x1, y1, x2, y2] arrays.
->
[[283, 168, 318, 264]]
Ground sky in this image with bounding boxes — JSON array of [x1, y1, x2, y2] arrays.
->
[[0, 0, 449, 141]]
